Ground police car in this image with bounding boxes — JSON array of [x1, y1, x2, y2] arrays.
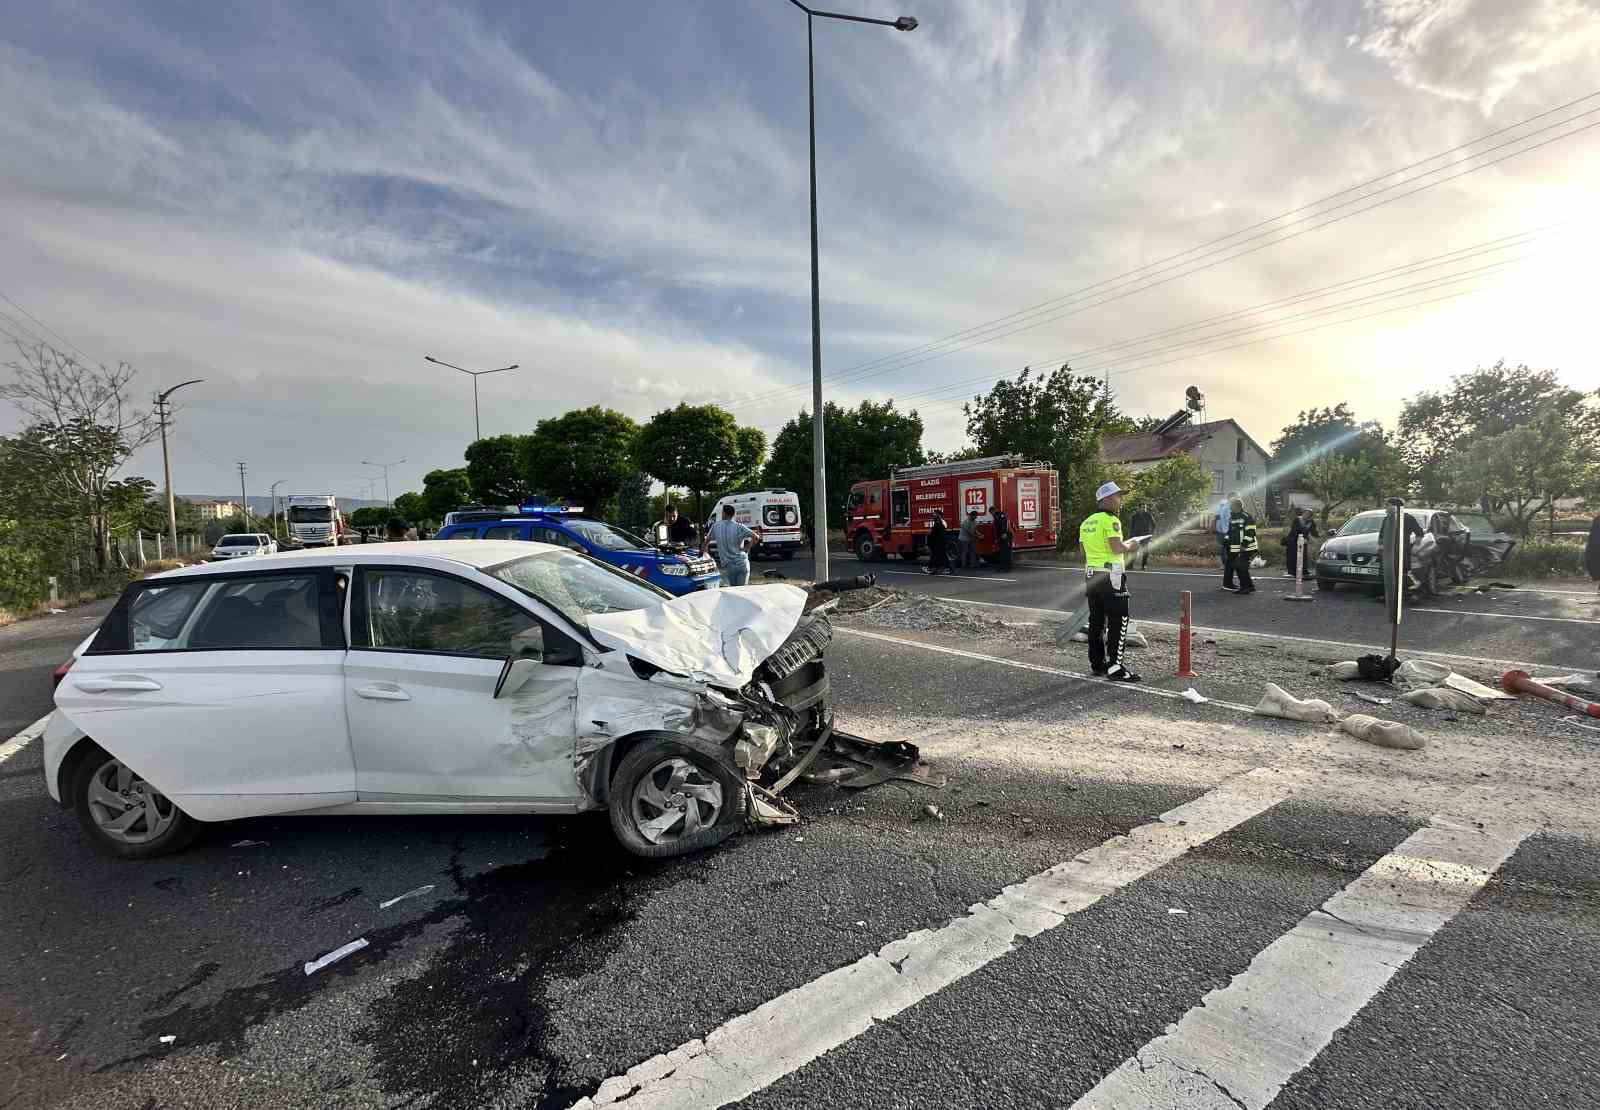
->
[[435, 504, 722, 596]]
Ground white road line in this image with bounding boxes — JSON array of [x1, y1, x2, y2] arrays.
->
[[574, 770, 1293, 1110], [870, 569, 1020, 583], [1409, 606, 1600, 626], [838, 628, 1256, 713], [937, 597, 1598, 676], [1071, 815, 1529, 1110], [0, 714, 51, 766]]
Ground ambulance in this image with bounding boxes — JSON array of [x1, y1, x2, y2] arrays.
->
[[705, 489, 805, 560]]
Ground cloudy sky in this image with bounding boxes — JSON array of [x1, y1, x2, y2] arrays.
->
[[1, 0, 1597, 501]]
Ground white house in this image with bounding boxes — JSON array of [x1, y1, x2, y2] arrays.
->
[[1101, 415, 1273, 500]]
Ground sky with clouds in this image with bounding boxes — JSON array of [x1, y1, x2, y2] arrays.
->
[[1, 0, 1597, 502]]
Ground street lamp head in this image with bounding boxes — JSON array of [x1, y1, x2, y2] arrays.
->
[[894, 16, 917, 31]]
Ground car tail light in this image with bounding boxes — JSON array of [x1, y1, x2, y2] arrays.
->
[[52, 658, 73, 688]]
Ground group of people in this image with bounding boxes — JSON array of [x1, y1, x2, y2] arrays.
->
[[656, 502, 764, 587], [1210, 497, 1319, 593], [924, 506, 1014, 575]]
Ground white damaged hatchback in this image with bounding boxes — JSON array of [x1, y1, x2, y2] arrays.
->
[[44, 541, 838, 860]]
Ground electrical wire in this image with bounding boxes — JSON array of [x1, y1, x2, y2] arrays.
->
[[0, 292, 100, 365]]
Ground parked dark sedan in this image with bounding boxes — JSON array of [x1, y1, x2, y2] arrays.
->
[[1315, 508, 1507, 595]]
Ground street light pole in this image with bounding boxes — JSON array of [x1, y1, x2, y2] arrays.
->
[[361, 458, 406, 508], [424, 356, 519, 443], [269, 479, 287, 539], [788, 1, 917, 580], [153, 378, 204, 553]]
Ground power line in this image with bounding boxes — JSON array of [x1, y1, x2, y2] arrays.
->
[[728, 93, 1600, 411], [882, 228, 1545, 407], [0, 292, 99, 365]]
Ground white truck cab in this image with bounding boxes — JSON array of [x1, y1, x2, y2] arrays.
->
[[706, 489, 804, 560]]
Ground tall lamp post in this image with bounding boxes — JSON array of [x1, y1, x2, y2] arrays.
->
[[153, 379, 204, 553], [269, 479, 287, 539], [787, 1, 917, 580], [424, 355, 519, 443], [361, 458, 405, 507]]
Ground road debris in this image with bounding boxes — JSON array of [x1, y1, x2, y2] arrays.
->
[[303, 937, 369, 975], [1167, 908, 1188, 916], [1396, 659, 1451, 685], [920, 804, 944, 822], [1253, 683, 1340, 723], [158, 1035, 176, 1045], [1350, 691, 1394, 707], [1180, 688, 1209, 704], [378, 884, 437, 910], [1339, 714, 1427, 750], [1501, 670, 1600, 720], [1398, 687, 1487, 715], [230, 839, 269, 848]]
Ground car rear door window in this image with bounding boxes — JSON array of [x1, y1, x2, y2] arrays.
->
[[356, 569, 542, 658], [126, 582, 211, 651], [483, 525, 524, 540], [187, 574, 325, 649]]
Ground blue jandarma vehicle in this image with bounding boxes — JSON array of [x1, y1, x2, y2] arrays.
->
[[436, 505, 721, 596]]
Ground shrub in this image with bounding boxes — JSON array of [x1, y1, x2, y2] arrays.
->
[[1498, 541, 1585, 579]]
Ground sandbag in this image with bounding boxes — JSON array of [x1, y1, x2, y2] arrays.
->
[[1398, 687, 1487, 715], [1395, 659, 1450, 686], [1253, 682, 1340, 723], [1340, 713, 1427, 750], [1329, 661, 1361, 680]]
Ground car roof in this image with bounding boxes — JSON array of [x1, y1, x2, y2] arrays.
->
[[153, 540, 561, 578]]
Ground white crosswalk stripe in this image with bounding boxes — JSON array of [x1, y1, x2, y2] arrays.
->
[[572, 768, 1293, 1109], [1071, 816, 1529, 1109]]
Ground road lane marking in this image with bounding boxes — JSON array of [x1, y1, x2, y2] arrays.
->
[[838, 628, 1256, 713], [936, 597, 1597, 676], [1409, 607, 1600, 626], [0, 714, 51, 766], [870, 569, 1020, 583], [573, 769, 1293, 1109], [1070, 815, 1529, 1110]]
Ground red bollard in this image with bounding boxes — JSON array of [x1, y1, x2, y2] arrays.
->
[[1501, 670, 1600, 718], [1177, 590, 1196, 678]]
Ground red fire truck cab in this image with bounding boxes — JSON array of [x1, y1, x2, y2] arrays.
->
[[845, 455, 1060, 564]]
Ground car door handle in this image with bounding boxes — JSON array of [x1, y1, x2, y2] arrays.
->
[[355, 683, 411, 702], [73, 677, 163, 693]]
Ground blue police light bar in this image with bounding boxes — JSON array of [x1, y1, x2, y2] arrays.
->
[[518, 500, 584, 515]]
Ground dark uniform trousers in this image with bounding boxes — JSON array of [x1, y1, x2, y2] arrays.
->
[[1086, 570, 1131, 672]]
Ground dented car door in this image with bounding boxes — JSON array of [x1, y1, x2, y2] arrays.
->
[[343, 566, 585, 807]]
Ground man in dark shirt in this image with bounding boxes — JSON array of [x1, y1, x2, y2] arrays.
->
[[663, 504, 696, 547], [1128, 503, 1156, 570]]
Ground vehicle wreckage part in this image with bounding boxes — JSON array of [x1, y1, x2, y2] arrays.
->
[[745, 783, 800, 827], [608, 740, 748, 859], [1501, 669, 1600, 719], [769, 722, 835, 794], [828, 732, 947, 790], [734, 723, 781, 779]]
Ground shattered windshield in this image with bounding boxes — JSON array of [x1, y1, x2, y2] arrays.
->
[[489, 550, 666, 627]]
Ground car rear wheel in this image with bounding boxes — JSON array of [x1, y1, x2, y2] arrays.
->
[[72, 749, 200, 859], [609, 741, 747, 859], [1316, 578, 1336, 592]]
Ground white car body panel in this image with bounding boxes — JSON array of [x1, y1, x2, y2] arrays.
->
[[587, 584, 807, 686], [41, 709, 81, 804], [54, 651, 355, 820]]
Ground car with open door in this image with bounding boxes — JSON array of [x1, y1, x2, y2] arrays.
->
[[44, 541, 835, 860]]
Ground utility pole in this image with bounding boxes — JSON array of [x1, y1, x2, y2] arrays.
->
[[153, 379, 204, 553], [269, 479, 287, 539], [237, 462, 249, 527]]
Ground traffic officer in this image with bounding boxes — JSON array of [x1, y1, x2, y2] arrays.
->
[[1079, 481, 1141, 682]]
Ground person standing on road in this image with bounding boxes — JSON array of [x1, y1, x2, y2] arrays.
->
[[1284, 509, 1319, 577], [708, 504, 759, 586], [958, 509, 979, 571], [386, 517, 412, 542], [993, 506, 1013, 572], [1129, 502, 1156, 570], [1215, 496, 1233, 583], [1224, 498, 1258, 593], [662, 504, 696, 547], [926, 511, 952, 575], [1080, 482, 1142, 682]]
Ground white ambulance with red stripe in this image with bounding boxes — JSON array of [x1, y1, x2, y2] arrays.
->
[[705, 489, 805, 561]]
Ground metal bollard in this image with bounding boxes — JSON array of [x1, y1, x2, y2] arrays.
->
[[1284, 533, 1312, 601], [1177, 590, 1196, 678], [1501, 670, 1600, 719]]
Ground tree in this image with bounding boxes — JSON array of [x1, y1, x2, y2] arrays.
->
[[615, 471, 653, 532], [348, 506, 390, 532], [519, 407, 640, 513], [1127, 455, 1212, 524], [762, 400, 925, 528], [421, 468, 473, 521], [1445, 411, 1592, 537], [464, 435, 530, 505], [635, 403, 766, 522], [1399, 362, 1597, 502], [963, 364, 1127, 544], [1295, 434, 1406, 528], [0, 342, 158, 568]]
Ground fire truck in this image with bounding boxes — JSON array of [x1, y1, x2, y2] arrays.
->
[[844, 455, 1060, 564]]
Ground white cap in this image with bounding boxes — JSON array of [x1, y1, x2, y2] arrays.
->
[[1095, 481, 1123, 502]]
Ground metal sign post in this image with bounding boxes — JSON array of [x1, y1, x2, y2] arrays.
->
[[1283, 533, 1312, 602]]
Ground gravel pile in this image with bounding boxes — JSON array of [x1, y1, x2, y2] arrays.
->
[[847, 590, 1019, 635]]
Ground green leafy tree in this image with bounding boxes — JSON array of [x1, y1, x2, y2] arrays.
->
[[1271, 404, 1374, 467], [348, 506, 390, 532], [963, 364, 1126, 544], [464, 435, 531, 504], [421, 468, 473, 521], [1127, 455, 1212, 525], [1446, 411, 1592, 538], [635, 403, 766, 522], [614, 472, 653, 532], [392, 492, 429, 528], [519, 407, 640, 513], [762, 400, 925, 528]]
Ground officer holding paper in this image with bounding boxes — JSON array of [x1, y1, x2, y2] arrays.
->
[[1079, 481, 1142, 682]]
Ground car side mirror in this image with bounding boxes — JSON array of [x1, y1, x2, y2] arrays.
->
[[494, 657, 541, 699]]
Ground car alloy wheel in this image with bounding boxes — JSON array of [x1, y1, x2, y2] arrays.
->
[[84, 757, 179, 845], [629, 756, 724, 846]]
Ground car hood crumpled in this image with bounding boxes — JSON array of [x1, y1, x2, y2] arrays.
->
[[586, 584, 809, 687]]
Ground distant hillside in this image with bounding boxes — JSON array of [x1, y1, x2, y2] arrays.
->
[[179, 495, 386, 515]]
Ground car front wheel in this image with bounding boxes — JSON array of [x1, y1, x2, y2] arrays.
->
[[609, 741, 747, 859], [72, 748, 200, 859]]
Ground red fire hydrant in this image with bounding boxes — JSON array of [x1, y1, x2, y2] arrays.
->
[[1500, 670, 1600, 719]]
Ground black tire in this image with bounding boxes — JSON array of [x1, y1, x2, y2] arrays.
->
[[609, 740, 747, 860], [1316, 578, 1336, 592], [71, 746, 201, 859], [853, 530, 876, 562]]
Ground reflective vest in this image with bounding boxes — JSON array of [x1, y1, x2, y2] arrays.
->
[[1228, 513, 1258, 554], [1080, 511, 1124, 573]]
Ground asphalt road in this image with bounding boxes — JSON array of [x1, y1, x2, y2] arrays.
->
[[2, 596, 1596, 1109], [775, 551, 1600, 671]]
